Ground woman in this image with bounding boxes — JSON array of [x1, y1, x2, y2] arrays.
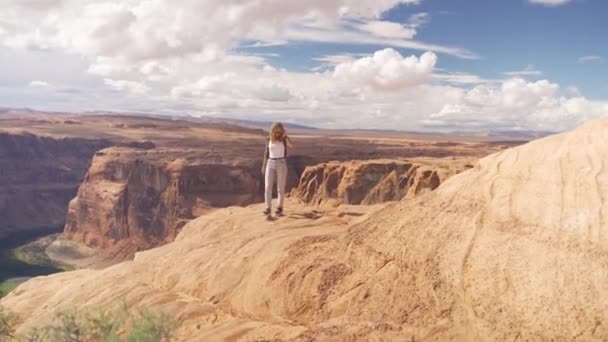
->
[[262, 123, 292, 217]]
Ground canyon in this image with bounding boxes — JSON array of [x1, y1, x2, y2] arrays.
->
[[2, 119, 607, 340], [1, 111, 510, 262], [0, 132, 111, 239], [292, 157, 475, 206]]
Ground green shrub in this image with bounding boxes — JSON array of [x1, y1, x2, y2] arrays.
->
[[18, 305, 176, 342], [0, 281, 20, 298], [127, 309, 176, 342], [21, 310, 120, 342]]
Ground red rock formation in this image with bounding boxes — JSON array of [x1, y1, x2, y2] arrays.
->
[[64, 147, 264, 260], [292, 158, 474, 206], [64, 152, 477, 262]]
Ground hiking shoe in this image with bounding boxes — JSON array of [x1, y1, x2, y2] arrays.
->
[[263, 208, 271, 215], [275, 207, 283, 215]]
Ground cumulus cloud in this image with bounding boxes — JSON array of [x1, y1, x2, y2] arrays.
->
[[252, 81, 292, 102], [0, 0, 424, 62], [0, 0, 476, 82], [501, 78, 558, 109], [171, 74, 236, 99], [1, 1, 605, 132], [7, 49, 606, 132], [139, 61, 175, 81], [334, 49, 437, 91], [170, 72, 291, 103], [425, 78, 608, 131]]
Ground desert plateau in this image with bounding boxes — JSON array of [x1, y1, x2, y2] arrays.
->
[[2, 111, 608, 341]]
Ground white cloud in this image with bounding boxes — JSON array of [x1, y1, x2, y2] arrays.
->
[[0, 0, 426, 61], [501, 78, 558, 109], [425, 77, 608, 131], [359, 20, 416, 39], [333, 49, 437, 91], [29, 80, 50, 87], [104, 78, 149, 94], [529, 0, 574, 6], [170, 71, 291, 103], [252, 81, 292, 102], [139, 61, 174, 81], [88, 57, 132, 76], [434, 71, 495, 85], [8, 45, 605, 133], [408, 12, 429, 27], [4, 0, 66, 12], [171, 73, 238, 99], [503, 65, 543, 77], [283, 20, 477, 59], [1, 1, 606, 133], [0, 0, 476, 80], [578, 55, 602, 64]]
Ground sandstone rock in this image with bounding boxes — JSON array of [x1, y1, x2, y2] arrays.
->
[[0, 113, 508, 263], [292, 158, 474, 206], [5, 119, 608, 340], [61, 145, 488, 262], [64, 147, 264, 261]]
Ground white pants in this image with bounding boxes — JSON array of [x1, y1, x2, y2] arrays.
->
[[265, 159, 287, 209]]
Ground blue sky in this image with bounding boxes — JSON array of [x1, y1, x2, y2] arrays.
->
[[0, 0, 606, 131], [406, 0, 608, 98], [244, 0, 607, 97]]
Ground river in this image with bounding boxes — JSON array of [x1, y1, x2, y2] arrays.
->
[[0, 227, 65, 297]]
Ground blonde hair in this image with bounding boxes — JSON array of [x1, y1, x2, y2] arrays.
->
[[270, 122, 287, 142]]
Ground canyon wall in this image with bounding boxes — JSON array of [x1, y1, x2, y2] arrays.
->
[[0, 132, 111, 238], [292, 158, 474, 206], [63, 152, 478, 261], [63, 147, 266, 260]]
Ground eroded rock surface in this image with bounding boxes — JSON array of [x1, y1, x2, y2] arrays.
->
[[292, 158, 474, 205], [64, 147, 264, 260]]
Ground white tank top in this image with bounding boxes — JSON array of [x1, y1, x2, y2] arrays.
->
[[268, 140, 286, 159]]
